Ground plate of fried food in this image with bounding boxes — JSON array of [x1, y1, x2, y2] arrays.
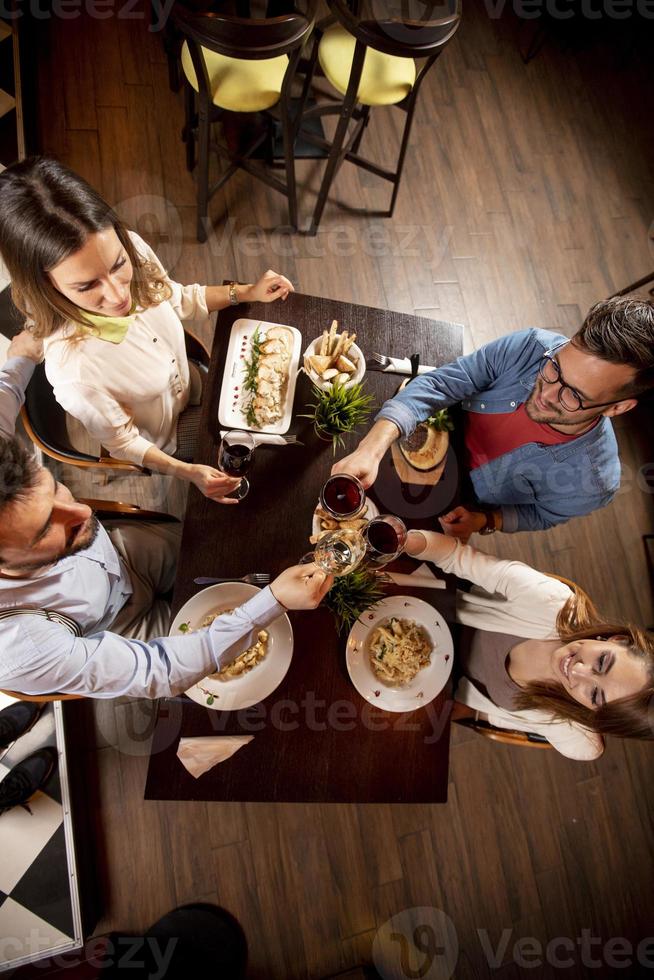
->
[[346, 595, 453, 712], [171, 583, 293, 711], [303, 320, 365, 390], [310, 497, 379, 545]]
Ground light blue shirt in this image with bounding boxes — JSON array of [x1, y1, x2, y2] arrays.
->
[[376, 329, 621, 532], [0, 356, 285, 698]]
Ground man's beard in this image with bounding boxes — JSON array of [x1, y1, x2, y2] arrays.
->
[[524, 382, 600, 429], [3, 515, 101, 575]]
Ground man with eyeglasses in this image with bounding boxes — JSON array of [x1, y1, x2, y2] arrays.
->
[[334, 297, 654, 538]]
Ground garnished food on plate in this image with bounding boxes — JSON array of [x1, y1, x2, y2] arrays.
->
[[398, 408, 454, 472], [369, 616, 433, 685], [304, 320, 361, 386], [243, 323, 295, 427], [309, 502, 370, 544]]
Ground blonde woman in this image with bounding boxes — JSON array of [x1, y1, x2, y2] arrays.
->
[[405, 529, 654, 759], [0, 157, 294, 504]]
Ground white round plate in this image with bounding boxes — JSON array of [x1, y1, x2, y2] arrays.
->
[[346, 596, 453, 712], [311, 496, 379, 539], [171, 583, 293, 711]]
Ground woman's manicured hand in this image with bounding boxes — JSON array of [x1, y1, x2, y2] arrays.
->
[[270, 562, 334, 610], [190, 464, 241, 504], [244, 270, 294, 304]]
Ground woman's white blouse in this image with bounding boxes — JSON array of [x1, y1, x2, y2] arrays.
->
[[43, 232, 208, 465], [430, 539, 605, 761]]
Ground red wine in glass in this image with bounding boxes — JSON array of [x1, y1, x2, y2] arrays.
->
[[364, 515, 408, 567], [320, 474, 365, 519], [219, 430, 255, 499], [219, 442, 253, 477]]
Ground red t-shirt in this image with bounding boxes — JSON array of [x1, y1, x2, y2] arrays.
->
[[465, 402, 583, 470]]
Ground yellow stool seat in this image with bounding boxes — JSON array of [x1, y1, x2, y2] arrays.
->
[[318, 24, 416, 107], [181, 42, 288, 113]]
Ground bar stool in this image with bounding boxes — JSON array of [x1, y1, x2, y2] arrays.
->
[[172, 2, 316, 242], [301, 0, 461, 235]]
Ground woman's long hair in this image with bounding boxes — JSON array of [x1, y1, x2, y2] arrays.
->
[[0, 157, 171, 339], [513, 585, 654, 740]]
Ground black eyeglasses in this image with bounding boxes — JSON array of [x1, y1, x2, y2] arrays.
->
[[538, 352, 626, 413]]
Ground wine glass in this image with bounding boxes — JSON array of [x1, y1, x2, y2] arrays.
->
[[363, 514, 408, 568], [319, 474, 366, 520], [303, 527, 367, 577], [218, 429, 255, 500]]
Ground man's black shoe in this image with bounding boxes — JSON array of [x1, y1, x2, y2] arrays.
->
[[0, 701, 45, 750], [0, 747, 58, 815]]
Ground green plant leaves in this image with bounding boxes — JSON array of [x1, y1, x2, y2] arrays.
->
[[324, 567, 385, 634], [302, 381, 375, 451]]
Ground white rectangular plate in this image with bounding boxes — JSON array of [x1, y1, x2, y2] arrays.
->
[[218, 318, 302, 435]]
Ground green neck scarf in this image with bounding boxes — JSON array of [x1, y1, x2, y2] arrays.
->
[[78, 304, 136, 343]]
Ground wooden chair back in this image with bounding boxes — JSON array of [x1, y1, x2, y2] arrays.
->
[[327, 0, 461, 58], [172, 1, 316, 64]]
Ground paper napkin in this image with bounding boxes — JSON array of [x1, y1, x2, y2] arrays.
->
[[176, 735, 254, 778]]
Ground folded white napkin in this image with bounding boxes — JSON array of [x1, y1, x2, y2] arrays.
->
[[219, 429, 291, 446], [379, 356, 436, 376], [176, 735, 254, 778]]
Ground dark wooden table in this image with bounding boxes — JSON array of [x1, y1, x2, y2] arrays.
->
[[145, 292, 463, 803]]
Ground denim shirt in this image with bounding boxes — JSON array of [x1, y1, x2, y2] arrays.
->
[[376, 328, 621, 532]]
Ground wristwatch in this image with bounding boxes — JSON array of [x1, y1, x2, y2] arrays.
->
[[228, 282, 239, 306], [479, 510, 498, 535]]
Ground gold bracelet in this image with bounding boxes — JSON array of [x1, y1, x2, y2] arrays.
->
[[228, 282, 239, 306]]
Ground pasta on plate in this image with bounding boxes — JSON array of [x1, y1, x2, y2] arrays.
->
[[368, 617, 433, 685]]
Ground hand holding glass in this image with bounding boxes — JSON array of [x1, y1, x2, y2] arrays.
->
[[304, 528, 367, 577], [218, 430, 255, 500], [363, 515, 408, 567]]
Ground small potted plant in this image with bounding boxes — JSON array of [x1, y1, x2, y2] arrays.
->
[[303, 380, 375, 453], [324, 566, 385, 634]]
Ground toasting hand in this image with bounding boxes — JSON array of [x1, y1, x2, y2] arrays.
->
[[270, 563, 334, 610]]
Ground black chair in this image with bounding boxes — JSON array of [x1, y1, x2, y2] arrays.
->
[[172, 0, 317, 241], [299, 0, 461, 234]]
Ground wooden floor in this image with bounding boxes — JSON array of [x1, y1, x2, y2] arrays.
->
[[36, 4, 654, 978]]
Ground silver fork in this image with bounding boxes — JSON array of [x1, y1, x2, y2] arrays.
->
[[193, 573, 271, 586], [368, 352, 435, 375], [369, 352, 392, 369]]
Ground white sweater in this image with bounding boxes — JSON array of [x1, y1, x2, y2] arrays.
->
[[43, 232, 208, 466], [431, 539, 604, 761]]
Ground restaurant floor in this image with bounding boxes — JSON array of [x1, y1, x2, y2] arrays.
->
[[37, 3, 654, 978]]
